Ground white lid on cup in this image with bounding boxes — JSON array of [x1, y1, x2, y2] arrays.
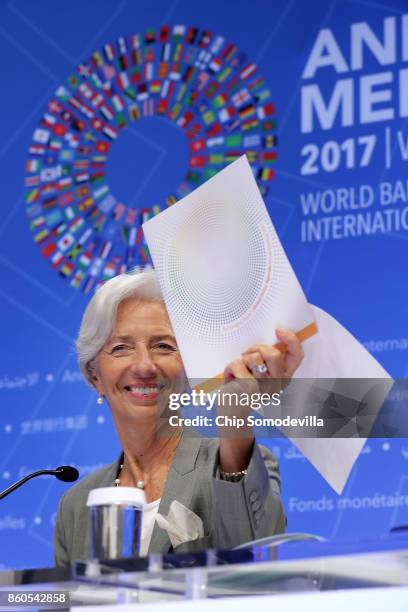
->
[[87, 486, 146, 508]]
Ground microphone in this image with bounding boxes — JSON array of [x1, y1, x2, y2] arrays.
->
[[54, 466, 79, 482], [0, 465, 79, 501]]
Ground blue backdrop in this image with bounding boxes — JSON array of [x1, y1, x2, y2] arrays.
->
[[0, 0, 407, 569]]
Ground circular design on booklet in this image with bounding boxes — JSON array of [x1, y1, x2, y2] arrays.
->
[[24, 25, 278, 293], [167, 200, 268, 331]]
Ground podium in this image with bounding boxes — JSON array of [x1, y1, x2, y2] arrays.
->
[[1, 533, 408, 610]]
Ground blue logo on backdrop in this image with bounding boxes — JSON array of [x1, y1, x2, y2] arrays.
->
[[24, 26, 278, 293]]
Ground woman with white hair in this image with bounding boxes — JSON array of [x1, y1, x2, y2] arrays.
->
[[54, 270, 304, 565]]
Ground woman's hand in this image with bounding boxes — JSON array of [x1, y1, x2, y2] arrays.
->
[[238, 328, 304, 389], [218, 329, 304, 473]]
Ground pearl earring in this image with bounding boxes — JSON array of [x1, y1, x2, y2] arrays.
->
[[97, 395, 104, 405]]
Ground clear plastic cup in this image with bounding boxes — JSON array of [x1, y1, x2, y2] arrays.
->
[[86, 487, 146, 560]]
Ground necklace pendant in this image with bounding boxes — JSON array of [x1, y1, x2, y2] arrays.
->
[[136, 480, 145, 490]]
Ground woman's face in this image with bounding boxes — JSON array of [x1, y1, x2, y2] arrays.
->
[[91, 298, 185, 423]]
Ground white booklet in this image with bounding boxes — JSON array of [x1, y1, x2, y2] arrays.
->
[[143, 155, 392, 494], [143, 155, 316, 382]]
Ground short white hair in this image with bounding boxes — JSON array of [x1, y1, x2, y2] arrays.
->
[[77, 269, 163, 386]]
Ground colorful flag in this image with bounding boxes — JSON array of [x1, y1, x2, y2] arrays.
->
[[257, 167, 274, 181], [26, 160, 41, 173], [258, 103, 275, 119], [33, 128, 50, 144], [218, 106, 235, 122]]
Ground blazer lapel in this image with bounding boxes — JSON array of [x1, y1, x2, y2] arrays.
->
[[148, 434, 202, 553]]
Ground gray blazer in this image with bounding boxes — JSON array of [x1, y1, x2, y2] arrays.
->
[[54, 435, 285, 566]]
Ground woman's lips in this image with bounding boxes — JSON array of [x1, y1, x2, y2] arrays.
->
[[125, 384, 161, 401]]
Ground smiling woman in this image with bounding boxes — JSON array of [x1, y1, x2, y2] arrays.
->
[[54, 270, 304, 565], [91, 299, 186, 427]]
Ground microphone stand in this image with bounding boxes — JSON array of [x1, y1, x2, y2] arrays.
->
[[0, 468, 77, 501]]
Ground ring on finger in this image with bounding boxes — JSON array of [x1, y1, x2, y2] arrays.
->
[[251, 363, 268, 375]]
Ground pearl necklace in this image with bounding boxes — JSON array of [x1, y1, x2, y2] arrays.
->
[[114, 461, 145, 489], [115, 433, 182, 490]]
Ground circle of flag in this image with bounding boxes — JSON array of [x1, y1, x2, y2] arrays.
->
[[24, 25, 278, 293]]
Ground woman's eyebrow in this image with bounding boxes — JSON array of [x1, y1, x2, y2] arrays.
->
[[106, 334, 177, 343], [106, 335, 135, 343], [150, 334, 177, 343]]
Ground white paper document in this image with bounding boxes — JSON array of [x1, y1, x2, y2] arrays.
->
[[143, 155, 315, 381], [284, 304, 392, 493], [143, 155, 392, 494]]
